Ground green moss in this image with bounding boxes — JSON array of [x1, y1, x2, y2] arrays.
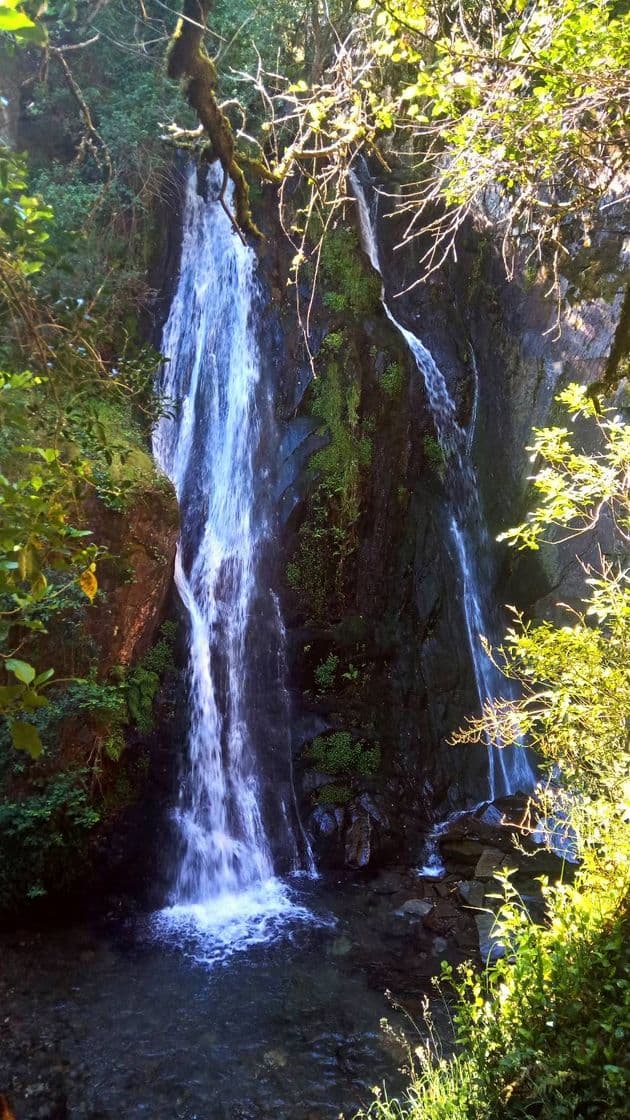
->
[[424, 434, 447, 477], [314, 653, 339, 692], [381, 360, 405, 398], [286, 231, 379, 621], [314, 783, 352, 806], [320, 228, 381, 319], [286, 508, 336, 620], [323, 291, 348, 313], [322, 330, 344, 352], [307, 731, 381, 777], [310, 346, 371, 540], [67, 390, 161, 511]]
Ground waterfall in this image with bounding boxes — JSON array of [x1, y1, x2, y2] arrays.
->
[[350, 167, 535, 800], [152, 163, 312, 958]]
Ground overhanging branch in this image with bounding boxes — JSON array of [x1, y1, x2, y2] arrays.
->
[[166, 0, 261, 237]]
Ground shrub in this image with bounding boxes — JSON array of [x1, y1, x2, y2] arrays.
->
[[320, 228, 381, 319], [314, 653, 340, 692], [360, 867, 629, 1120], [0, 771, 100, 909], [308, 731, 381, 777], [314, 783, 352, 806], [381, 361, 405, 398], [358, 385, 630, 1120]]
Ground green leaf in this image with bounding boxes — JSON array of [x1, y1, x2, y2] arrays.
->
[[21, 689, 47, 710], [5, 657, 36, 684], [34, 668, 55, 687], [0, 6, 35, 32], [0, 684, 22, 705], [10, 720, 43, 758]]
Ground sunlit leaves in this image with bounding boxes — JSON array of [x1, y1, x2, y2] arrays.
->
[[316, 0, 629, 286], [78, 564, 98, 603], [457, 388, 629, 861], [499, 384, 630, 549], [0, 147, 53, 274], [0, 661, 57, 757], [0, 0, 46, 44]]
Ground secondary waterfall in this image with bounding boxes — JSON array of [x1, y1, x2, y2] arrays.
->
[[350, 167, 535, 801], [152, 163, 312, 958]]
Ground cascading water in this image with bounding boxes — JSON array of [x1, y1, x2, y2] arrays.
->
[[350, 166, 535, 802], [152, 163, 313, 959]]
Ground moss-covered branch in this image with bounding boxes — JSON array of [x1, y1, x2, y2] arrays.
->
[[166, 0, 261, 237]]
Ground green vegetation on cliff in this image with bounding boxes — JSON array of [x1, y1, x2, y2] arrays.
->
[[360, 389, 630, 1120], [0, 3, 180, 911], [286, 226, 380, 621], [0, 6, 628, 1114]]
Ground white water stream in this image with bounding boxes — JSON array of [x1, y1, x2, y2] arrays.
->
[[152, 164, 313, 958], [350, 167, 535, 802]]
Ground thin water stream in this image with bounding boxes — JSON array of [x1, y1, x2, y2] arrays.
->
[[350, 166, 535, 802]]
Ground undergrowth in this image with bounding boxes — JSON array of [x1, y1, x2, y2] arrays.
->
[[360, 862, 629, 1120]]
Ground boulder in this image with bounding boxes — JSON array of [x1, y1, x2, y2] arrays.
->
[[475, 912, 506, 962], [399, 898, 434, 918], [474, 847, 511, 879], [310, 806, 338, 837], [345, 806, 372, 868], [440, 839, 483, 864], [423, 899, 461, 934], [457, 880, 485, 908]]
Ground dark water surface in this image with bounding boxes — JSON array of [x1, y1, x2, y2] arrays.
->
[[0, 878, 448, 1120]]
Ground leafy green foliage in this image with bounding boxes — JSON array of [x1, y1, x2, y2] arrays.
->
[[19, 1, 191, 321], [308, 731, 381, 777], [314, 782, 352, 806], [380, 361, 404, 398], [360, 388, 630, 1120], [0, 0, 46, 45], [499, 383, 630, 550], [0, 1, 181, 907], [0, 143, 168, 743], [125, 667, 160, 736], [320, 227, 380, 318], [0, 369, 98, 619], [314, 653, 339, 692], [0, 618, 177, 910], [0, 770, 99, 910], [373, 0, 630, 274], [263, 0, 627, 306], [361, 868, 629, 1120], [0, 147, 52, 274]]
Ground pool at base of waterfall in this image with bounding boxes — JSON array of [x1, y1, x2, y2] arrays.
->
[[152, 876, 328, 966], [0, 877, 461, 1120]]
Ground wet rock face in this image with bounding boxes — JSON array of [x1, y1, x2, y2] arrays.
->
[[259, 207, 495, 864], [265, 187, 626, 869], [307, 793, 395, 870], [143, 178, 626, 879], [86, 484, 179, 672], [411, 797, 574, 962]]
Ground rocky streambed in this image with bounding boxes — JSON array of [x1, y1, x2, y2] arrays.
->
[[0, 803, 565, 1120]]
